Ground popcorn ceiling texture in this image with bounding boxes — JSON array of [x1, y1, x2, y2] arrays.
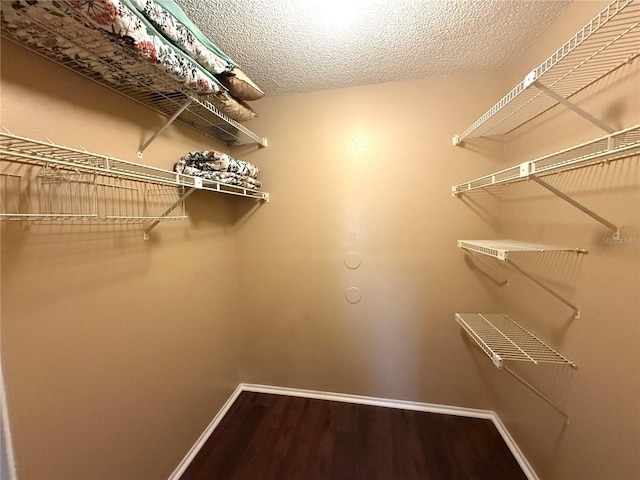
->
[[176, 0, 571, 96]]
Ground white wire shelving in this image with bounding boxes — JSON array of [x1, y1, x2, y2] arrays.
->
[[453, 0, 640, 145], [0, 131, 269, 238], [455, 313, 576, 369], [453, 125, 640, 195], [458, 239, 586, 261], [0, 3, 267, 154], [458, 240, 587, 319], [453, 125, 640, 240], [456, 312, 576, 423]]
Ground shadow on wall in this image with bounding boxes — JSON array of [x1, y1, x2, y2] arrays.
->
[[1, 222, 149, 298], [460, 328, 574, 452], [183, 190, 264, 233]]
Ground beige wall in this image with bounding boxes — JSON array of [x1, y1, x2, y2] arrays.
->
[[235, 1, 639, 479], [1, 41, 245, 479], [2, 1, 638, 479], [495, 2, 640, 479], [234, 71, 507, 405]]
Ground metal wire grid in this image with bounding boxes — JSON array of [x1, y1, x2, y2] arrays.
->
[[452, 124, 640, 195], [457, 239, 579, 261], [0, 3, 265, 146], [456, 313, 576, 369], [0, 132, 267, 220], [0, 132, 268, 200], [456, 0, 640, 141]]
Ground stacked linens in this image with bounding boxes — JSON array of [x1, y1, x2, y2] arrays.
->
[[175, 151, 262, 190], [0, 0, 264, 126]]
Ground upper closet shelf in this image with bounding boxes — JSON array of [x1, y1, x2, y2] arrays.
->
[[453, 0, 640, 145], [0, 2, 267, 151], [457, 240, 585, 261], [0, 131, 269, 202]]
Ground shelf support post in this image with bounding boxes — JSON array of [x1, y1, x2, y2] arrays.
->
[[143, 187, 196, 240], [532, 81, 616, 134], [528, 174, 620, 240], [503, 365, 572, 426], [137, 97, 194, 158], [506, 258, 581, 319]]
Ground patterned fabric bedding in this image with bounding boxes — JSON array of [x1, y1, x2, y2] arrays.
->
[[1, 0, 223, 95], [125, 0, 236, 76], [175, 151, 262, 189]]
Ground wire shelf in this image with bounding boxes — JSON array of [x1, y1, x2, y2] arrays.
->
[[0, 131, 268, 227], [0, 132, 268, 202], [452, 125, 640, 196], [454, 0, 640, 143], [0, 3, 266, 147], [457, 239, 582, 261], [455, 313, 576, 369]]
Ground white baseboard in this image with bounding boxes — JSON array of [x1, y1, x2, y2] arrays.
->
[[169, 383, 539, 480], [1, 361, 18, 480], [167, 384, 244, 480]]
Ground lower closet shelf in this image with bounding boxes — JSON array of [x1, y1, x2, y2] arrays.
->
[[455, 313, 576, 369], [0, 131, 269, 237]]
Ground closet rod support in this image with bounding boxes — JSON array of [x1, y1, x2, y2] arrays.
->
[[532, 81, 615, 134], [504, 365, 572, 426], [137, 97, 194, 159], [143, 187, 196, 240], [528, 174, 620, 240], [506, 258, 581, 319]]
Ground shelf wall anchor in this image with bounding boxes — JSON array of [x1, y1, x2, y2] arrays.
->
[[528, 174, 621, 240]]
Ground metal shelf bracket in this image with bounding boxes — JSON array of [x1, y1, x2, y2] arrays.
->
[[504, 365, 573, 426], [137, 97, 194, 159], [143, 187, 197, 240], [464, 251, 510, 286], [532, 81, 616, 134], [506, 258, 584, 319], [528, 174, 621, 240]]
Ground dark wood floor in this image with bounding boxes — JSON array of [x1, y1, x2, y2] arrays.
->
[[180, 391, 528, 480]]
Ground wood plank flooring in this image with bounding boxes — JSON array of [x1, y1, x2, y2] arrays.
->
[[180, 391, 528, 480]]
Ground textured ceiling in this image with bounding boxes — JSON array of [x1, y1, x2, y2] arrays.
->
[[177, 0, 572, 96]]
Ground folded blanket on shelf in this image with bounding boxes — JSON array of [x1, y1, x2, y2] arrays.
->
[[176, 151, 260, 178], [175, 150, 262, 189], [177, 168, 263, 189]]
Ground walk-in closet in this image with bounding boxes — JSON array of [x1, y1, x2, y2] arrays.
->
[[1, 1, 638, 479]]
